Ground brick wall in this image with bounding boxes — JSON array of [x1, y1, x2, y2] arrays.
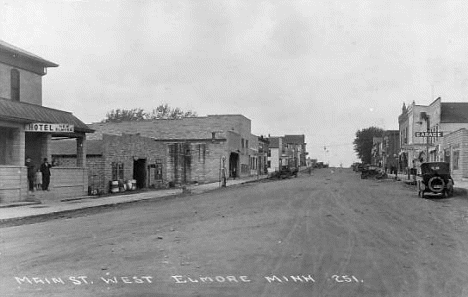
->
[[53, 155, 105, 192], [165, 140, 227, 185], [88, 114, 252, 143], [102, 134, 166, 192], [88, 115, 255, 180]]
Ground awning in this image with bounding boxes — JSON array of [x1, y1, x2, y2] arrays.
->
[[0, 98, 93, 133]]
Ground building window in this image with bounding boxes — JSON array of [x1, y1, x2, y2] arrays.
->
[[11, 69, 20, 101], [155, 161, 163, 180], [111, 162, 124, 180], [453, 150, 460, 170], [267, 149, 271, 157], [246, 140, 249, 150], [198, 144, 206, 163], [267, 160, 271, 168]]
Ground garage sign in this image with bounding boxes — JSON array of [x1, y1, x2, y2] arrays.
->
[[25, 123, 74, 133], [415, 131, 443, 137]]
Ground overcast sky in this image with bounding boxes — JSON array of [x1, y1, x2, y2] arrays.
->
[[1, 0, 468, 166]]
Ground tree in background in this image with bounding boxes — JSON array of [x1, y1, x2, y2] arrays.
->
[[353, 126, 384, 164], [148, 103, 197, 119], [101, 104, 197, 122]]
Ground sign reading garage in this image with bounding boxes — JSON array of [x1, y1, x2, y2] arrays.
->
[[25, 123, 75, 133], [415, 131, 443, 137]]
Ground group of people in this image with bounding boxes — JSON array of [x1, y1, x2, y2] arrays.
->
[[25, 157, 53, 193]]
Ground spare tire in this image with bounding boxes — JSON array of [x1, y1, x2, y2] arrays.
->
[[428, 176, 445, 193]]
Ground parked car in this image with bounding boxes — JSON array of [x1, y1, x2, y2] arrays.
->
[[279, 165, 298, 179], [417, 162, 454, 198]]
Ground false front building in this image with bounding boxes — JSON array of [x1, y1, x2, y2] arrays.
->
[[0, 40, 92, 203]]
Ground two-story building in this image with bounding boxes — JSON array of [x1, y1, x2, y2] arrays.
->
[[399, 97, 468, 177], [267, 136, 282, 173], [0, 40, 92, 203], [283, 134, 307, 168], [257, 135, 269, 175]]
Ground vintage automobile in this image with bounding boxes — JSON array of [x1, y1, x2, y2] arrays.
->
[[278, 165, 298, 179], [360, 164, 387, 179], [417, 162, 454, 198]]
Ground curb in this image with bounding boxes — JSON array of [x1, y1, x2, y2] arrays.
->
[[0, 177, 266, 227], [0, 191, 183, 227]]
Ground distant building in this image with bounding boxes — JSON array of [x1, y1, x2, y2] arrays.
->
[[267, 137, 282, 173], [257, 135, 269, 175], [283, 134, 307, 167], [371, 137, 383, 166], [382, 130, 400, 171]]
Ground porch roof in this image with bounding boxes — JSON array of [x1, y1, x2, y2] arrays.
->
[[0, 98, 93, 133]]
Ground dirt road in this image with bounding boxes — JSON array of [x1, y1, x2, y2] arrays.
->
[[2, 168, 468, 296]]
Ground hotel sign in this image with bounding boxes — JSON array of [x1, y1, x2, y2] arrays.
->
[[25, 123, 74, 133], [415, 131, 443, 137]]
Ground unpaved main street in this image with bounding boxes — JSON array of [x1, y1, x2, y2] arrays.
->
[[2, 169, 468, 297]]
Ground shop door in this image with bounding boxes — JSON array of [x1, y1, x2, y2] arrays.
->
[[133, 158, 147, 189]]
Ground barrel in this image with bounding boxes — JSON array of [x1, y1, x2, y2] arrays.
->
[[110, 181, 119, 193], [126, 180, 133, 191], [131, 179, 137, 190]]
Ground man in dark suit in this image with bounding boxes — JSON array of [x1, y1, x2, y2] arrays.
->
[[40, 158, 52, 191]]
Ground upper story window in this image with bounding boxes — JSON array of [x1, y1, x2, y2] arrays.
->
[[11, 69, 20, 101]]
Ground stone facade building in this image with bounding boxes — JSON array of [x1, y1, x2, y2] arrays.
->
[[88, 114, 256, 185], [52, 133, 166, 194]]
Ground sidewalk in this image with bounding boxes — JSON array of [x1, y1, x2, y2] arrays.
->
[[0, 175, 268, 225], [385, 173, 468, 195]]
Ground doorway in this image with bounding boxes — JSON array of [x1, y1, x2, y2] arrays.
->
[[229, 152, 239, 178], [133, 158, 147, 189]]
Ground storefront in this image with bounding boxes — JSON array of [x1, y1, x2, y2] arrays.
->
[[0, 99, 93, 203]]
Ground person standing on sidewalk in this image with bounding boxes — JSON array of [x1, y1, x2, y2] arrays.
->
[[40, 158, 52, 191], [25, 157, 35, 193]]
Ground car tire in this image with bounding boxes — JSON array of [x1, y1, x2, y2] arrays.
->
[[428, 176, 445, 193]]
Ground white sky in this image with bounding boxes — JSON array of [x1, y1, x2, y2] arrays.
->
[[2, 0, 468, 166]]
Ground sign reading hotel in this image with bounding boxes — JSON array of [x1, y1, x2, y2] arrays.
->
[[25, 123, 74, 133], [415, 131, 443, 137]]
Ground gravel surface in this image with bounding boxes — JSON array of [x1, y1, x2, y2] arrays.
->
[[1, 168, 468, 297]]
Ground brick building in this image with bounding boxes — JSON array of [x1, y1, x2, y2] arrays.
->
[[52, 133, 166, 193], [88, 114, 256, 184], [0, 40, 92, 203], [399, 98, 468, 174]]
